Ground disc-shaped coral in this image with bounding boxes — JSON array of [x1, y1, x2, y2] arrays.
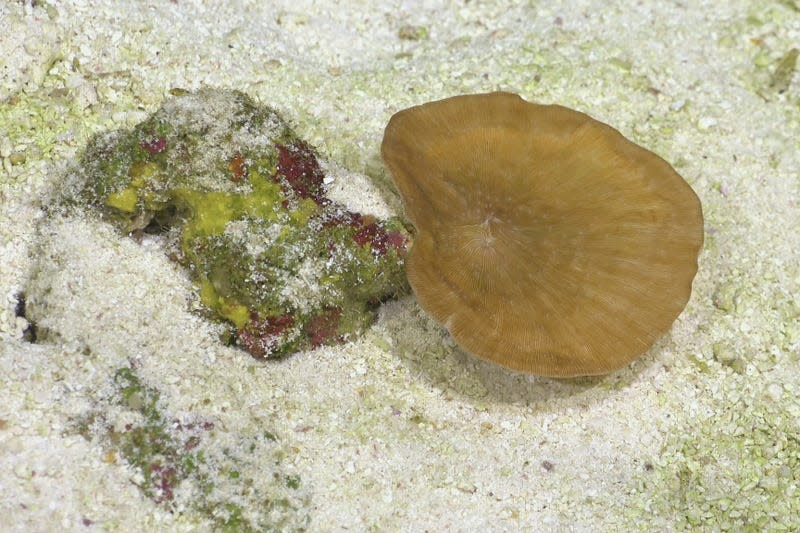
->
[[381, 92, 703, 377]]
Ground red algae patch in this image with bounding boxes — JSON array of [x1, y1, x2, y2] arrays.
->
[[381, 92, 703, 377]]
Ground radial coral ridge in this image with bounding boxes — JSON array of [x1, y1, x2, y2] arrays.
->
[[381, 92, 703, 377], [75, 88, 409, 358]]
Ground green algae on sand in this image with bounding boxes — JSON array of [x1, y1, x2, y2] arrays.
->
[[75, 366, 309, 530], [70, 88, 410, 358]]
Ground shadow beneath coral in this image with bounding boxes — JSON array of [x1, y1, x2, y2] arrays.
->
[[376, 296, 659, 409]]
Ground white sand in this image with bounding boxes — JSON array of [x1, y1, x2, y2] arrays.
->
[[1, 0, 799, 531]]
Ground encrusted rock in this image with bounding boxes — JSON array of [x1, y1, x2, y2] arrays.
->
[[71, 88, 410, 357]]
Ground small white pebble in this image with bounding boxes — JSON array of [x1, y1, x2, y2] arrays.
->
[[457, 482, 477, 494], [766, 382, 783, 401], [3, 436, 25, 454], [73, 82, 98, 109], [0, 137, 12, 158], [758, 475, 779, 491], [14, 316, 29, 336], [669, 99, 686, 111], [14, 462, 32, 479], [698, 117, 717, 130], [65, 73, 85, 90]]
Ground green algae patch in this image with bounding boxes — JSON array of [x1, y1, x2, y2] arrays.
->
[[75, 366, 309, 530], [628, 388, 800, 530], [71, 88, 411, 358], [770, 48, 799, 93]]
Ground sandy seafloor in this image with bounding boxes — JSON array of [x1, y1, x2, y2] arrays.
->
[[1, 0, 799, 531]]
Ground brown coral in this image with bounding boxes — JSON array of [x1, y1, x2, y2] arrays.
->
[[381, 92, 703, 377]]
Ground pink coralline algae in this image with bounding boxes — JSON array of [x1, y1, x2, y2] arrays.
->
[[140, 137, 167, 155], [275, 141, 327, 203], [239, 313, 296, 359], [353, 220, 406, 256], [322, 211, 405, 257], [306, 307, 344, 348]]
